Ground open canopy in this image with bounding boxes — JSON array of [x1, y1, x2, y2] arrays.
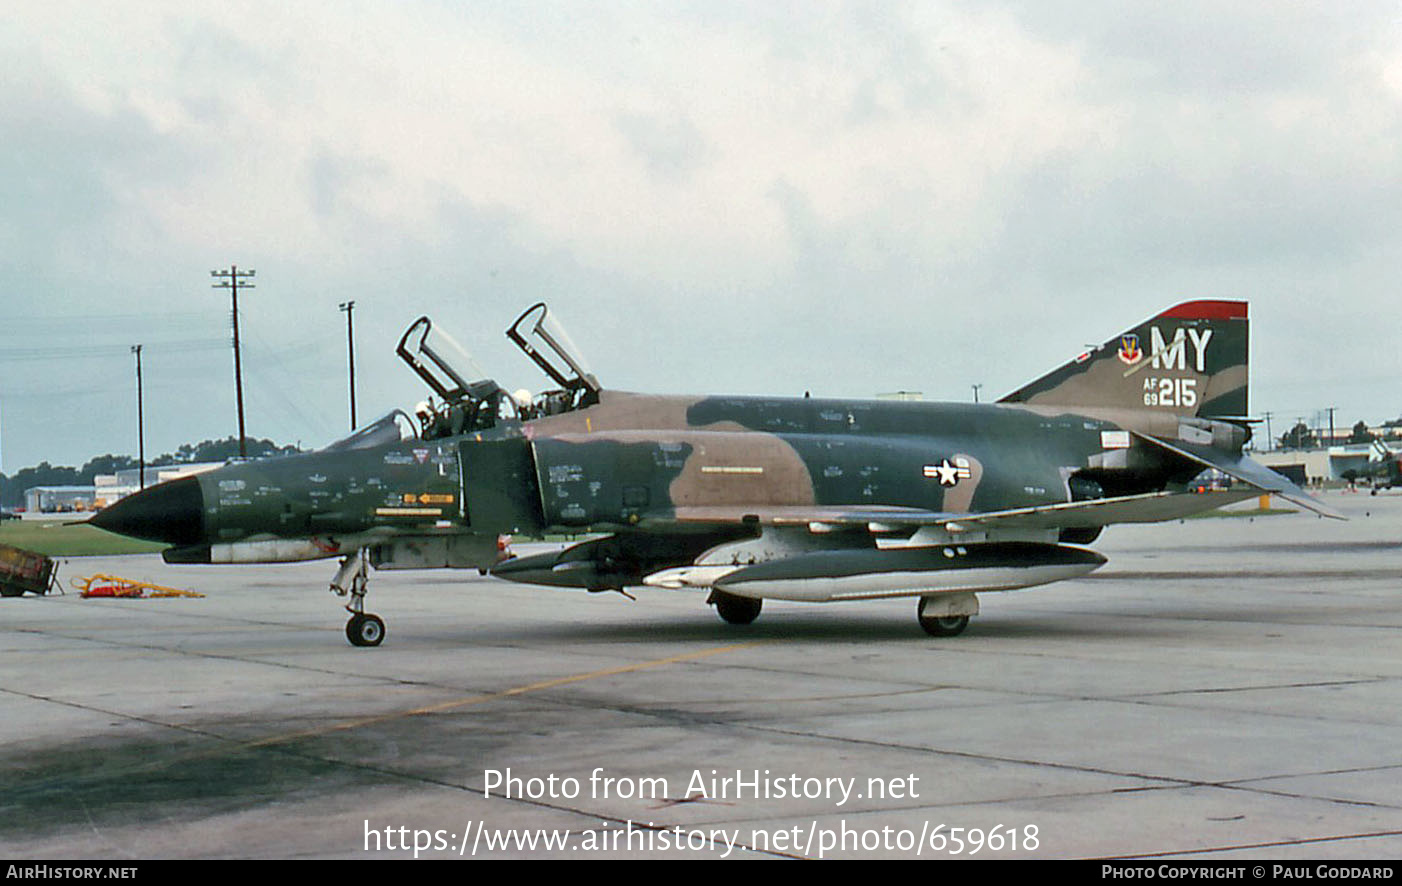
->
[[506, 302, 601, 398]]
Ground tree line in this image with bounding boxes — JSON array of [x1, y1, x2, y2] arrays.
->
[[0, 436, 300, 508], [1278, 419, 1400, 451]]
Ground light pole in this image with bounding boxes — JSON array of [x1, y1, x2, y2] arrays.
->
[[211, 265, 255, 458], [340, 300, 357, 430], [132, 345, 145, 489]]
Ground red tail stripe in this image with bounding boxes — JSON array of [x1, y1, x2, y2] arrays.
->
[[1157, 300, 1248, 321]]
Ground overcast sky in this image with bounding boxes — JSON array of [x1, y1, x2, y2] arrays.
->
[[3, 1, 1401, 472]]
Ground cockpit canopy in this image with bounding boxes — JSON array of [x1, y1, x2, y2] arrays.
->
[[322, 410, 419, 451], [506, 302, 601, 399], [396, 316, 498, 405], [394, 303, 600, 440]]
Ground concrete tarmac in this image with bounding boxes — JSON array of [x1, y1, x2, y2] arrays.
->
[[2, 492, 1401, 859]]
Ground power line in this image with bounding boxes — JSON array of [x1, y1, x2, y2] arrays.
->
[[238, 326, 342, 439], [0, 338, 227, 361]]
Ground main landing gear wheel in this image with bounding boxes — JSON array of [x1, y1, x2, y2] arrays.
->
[[346, 612, 386, 647], [710, 589, 762, 625], [919, 613, 969, 637], [917, 595, 973, 637]]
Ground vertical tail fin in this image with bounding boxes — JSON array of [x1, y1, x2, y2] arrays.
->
[[999, 300, 1248, 418]]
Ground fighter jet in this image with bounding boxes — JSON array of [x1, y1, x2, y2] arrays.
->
[[92, 300, 1339, 646], [1370, 455, 1402, 494], [1350, 442, 1402, 495]]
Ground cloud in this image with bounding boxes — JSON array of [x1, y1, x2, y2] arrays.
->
[[614, 112, 714, 181], [2, 1, 1402, 470]]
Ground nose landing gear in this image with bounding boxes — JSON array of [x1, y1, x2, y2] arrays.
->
[[331, 549, 386, 647], [346, 611, 386, 647]]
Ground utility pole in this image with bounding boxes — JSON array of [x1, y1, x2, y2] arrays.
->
[[1327, 406, 1337, 448], [1262, 411, 1273, 452], [971, 383, 982, 404], [131, 345, 145, 489], [340, 300, 357, 430], [211, 265, 255, 458]]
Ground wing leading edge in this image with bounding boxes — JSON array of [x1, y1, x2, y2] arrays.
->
[[661, 487, 1262, 534]]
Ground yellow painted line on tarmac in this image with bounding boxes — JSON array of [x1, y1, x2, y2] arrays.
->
[[246, 640, 764, 750]]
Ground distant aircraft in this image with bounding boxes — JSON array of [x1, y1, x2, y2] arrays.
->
[[92, 300, 1339, 646], [1344, 442, 1402, 494], [1370, 456, 1402, 493]]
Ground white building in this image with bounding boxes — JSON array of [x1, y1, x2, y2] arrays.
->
[[1255, 445, 1374, 486], [24, 463, 223, 516]]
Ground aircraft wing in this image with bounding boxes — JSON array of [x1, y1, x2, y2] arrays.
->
[[915, 489, 1261, 531], [661, 488, 1262, 534], [649, 432, 1342, 534], [663, 504, 944, 530], [1134, 433, 1345, 520]]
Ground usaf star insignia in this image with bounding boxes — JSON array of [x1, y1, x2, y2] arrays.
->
[[923, 457, 972, 486]]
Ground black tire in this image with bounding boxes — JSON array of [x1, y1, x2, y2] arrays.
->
[[712, 590, 762, 625], [917, 597, 971, 637], [346, 613, 386, 647], [918, 613, 969, 637]]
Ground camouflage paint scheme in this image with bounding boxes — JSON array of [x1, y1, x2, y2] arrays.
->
[[92, 300, 1337, 645]]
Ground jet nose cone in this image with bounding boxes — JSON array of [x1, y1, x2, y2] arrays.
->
[[90, 476, 206, 546]]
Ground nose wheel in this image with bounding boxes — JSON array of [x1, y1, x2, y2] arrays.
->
[[346, 612, 386, 647], [331, 548, 386, 647]]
